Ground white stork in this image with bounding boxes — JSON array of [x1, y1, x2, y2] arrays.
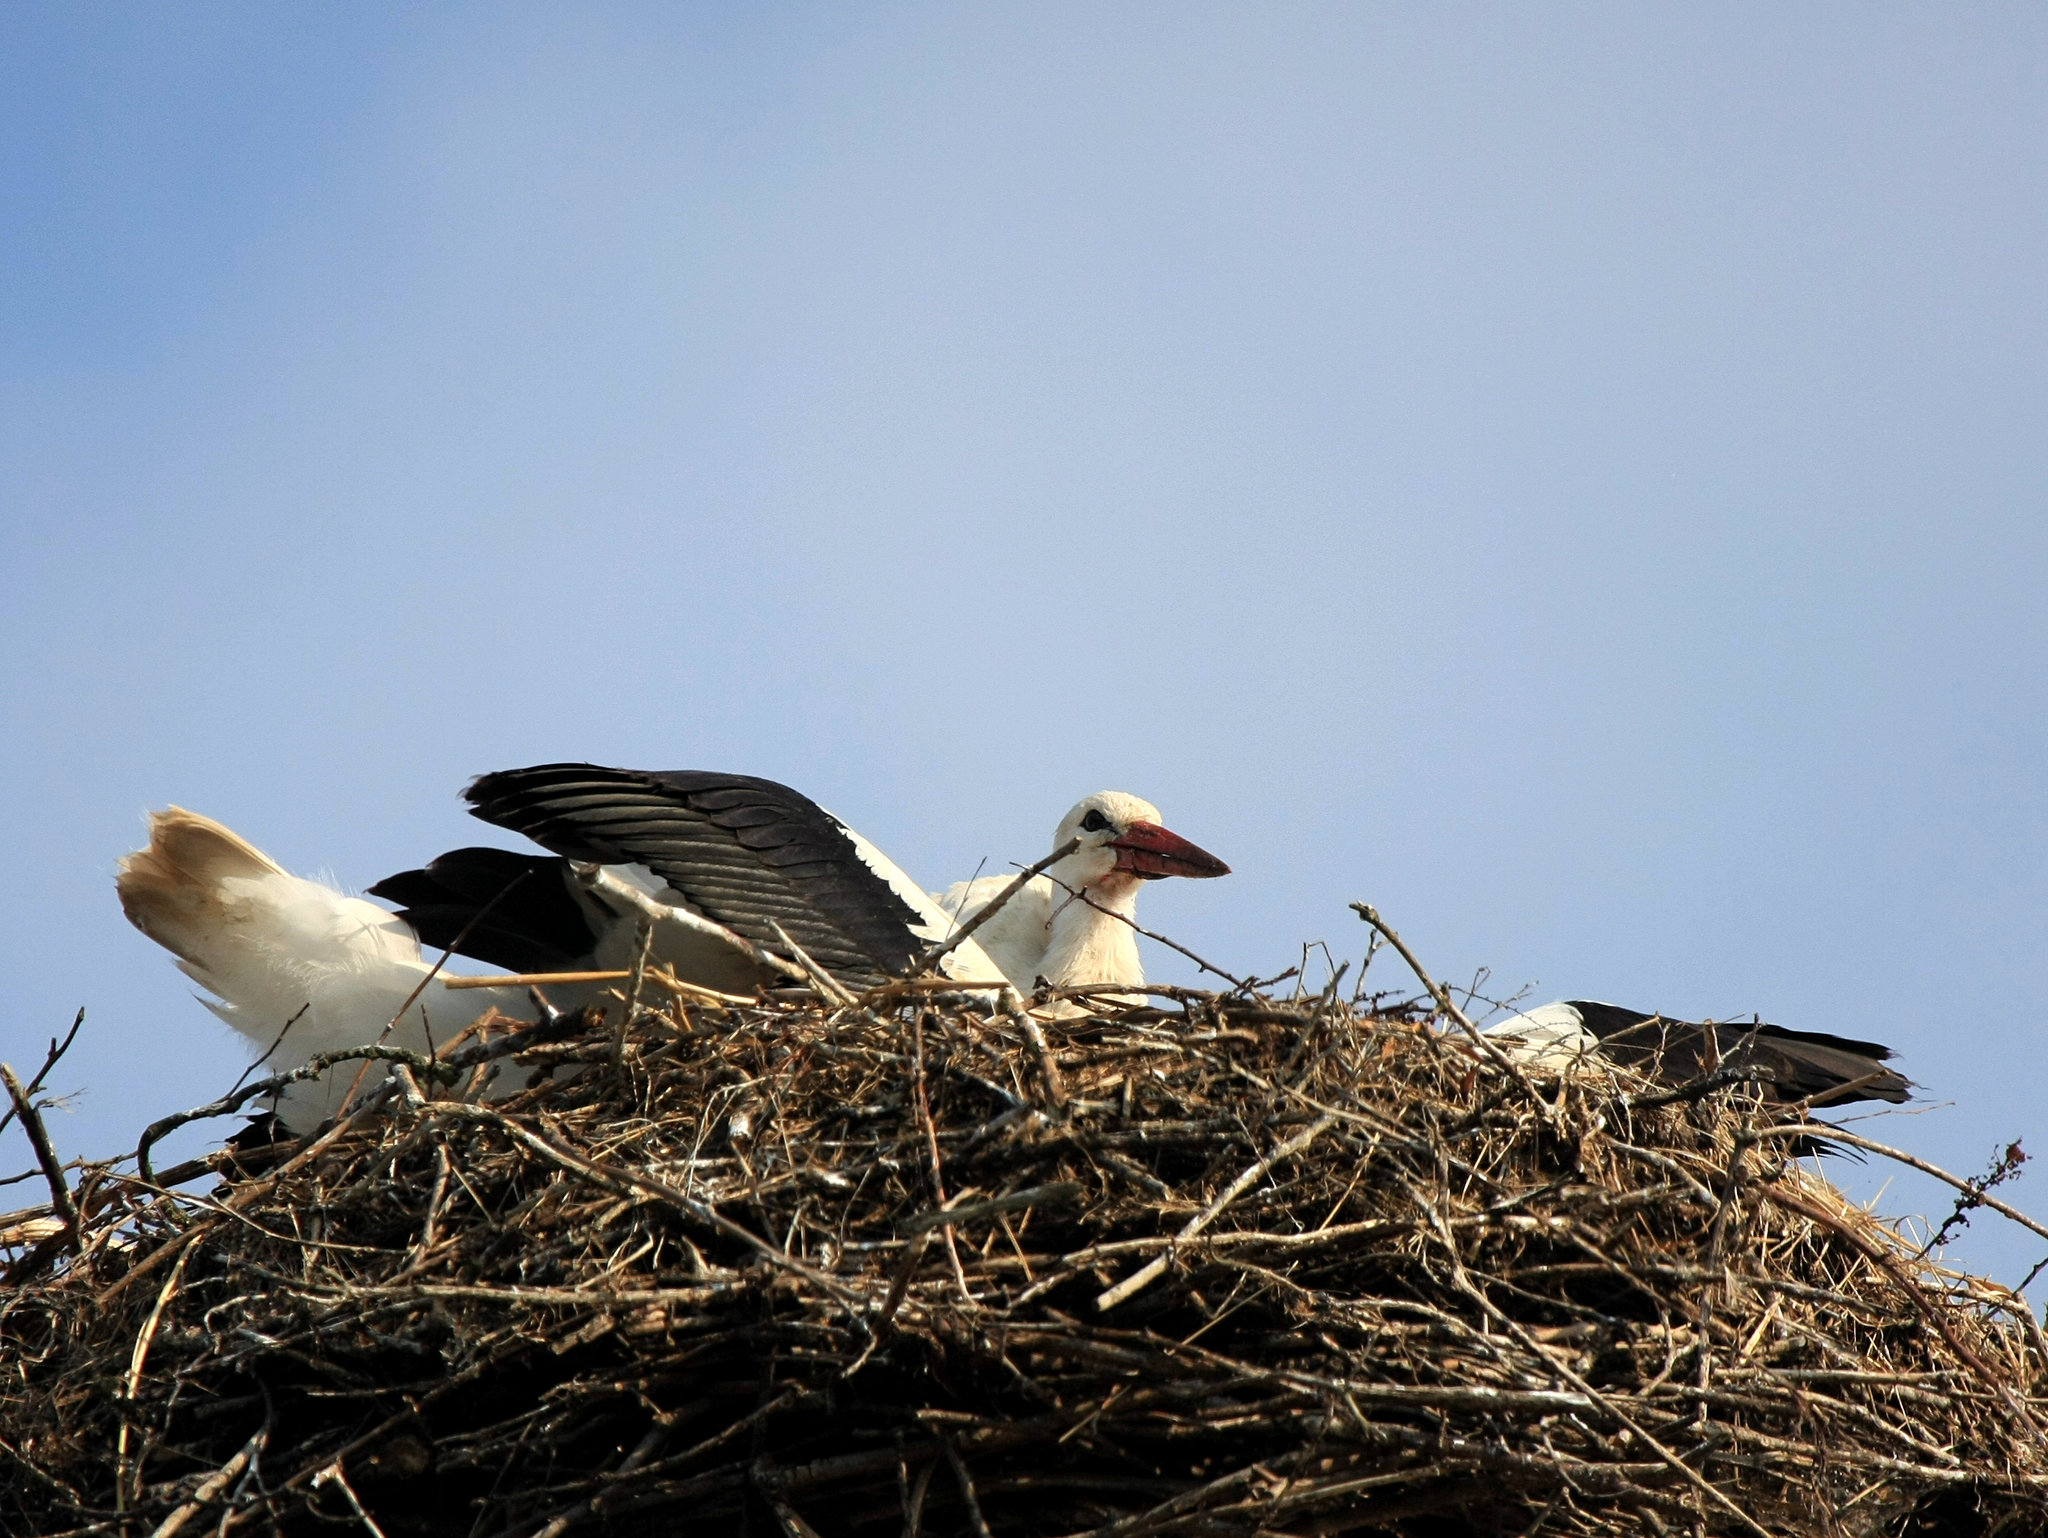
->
[[117, 767, 1229, 1131]]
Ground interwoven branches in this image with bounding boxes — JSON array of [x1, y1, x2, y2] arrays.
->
[[2, 985, 2044, 1537]]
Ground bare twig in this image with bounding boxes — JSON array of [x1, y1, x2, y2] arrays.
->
[[909, 1010, 973, 1304], [1351, 903, 1557, 1120], [530, 1412, 678, 1538], [1923, 1139, 2028, 1256], [1761, 1124, 2048, 1251], [770, 920, 858, 1007], [941, 1439, 993, 1538], [2, 1063, 81, 1256], [1017, 1012, 1069, 1110], [135, 1043, 459, 1185], [1039, 867, 1251, 990], [310, 1461, 389, 1538], [572, 863, 807, 985], [380, 866, 537, 1042], [147, 1421, 267, 1538], [902, 1182, 1083, 1235], [0, 1009, 85, 1142], [116, 1240, 199, 1512], [225, 1003, 312, 1100], [615, 918, 655, 1064], [913, 838, 1081, 979]]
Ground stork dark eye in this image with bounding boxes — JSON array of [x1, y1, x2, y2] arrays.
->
[[1079, 809, 1113, 834]]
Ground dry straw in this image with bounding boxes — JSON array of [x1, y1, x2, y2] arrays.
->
[[4, 945, 2047, 1537]]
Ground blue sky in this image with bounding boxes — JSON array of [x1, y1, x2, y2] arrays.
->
[[3, 5, 2045, 1284]]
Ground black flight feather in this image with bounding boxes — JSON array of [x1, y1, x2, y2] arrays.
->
[[461, 764, 929, 989], [1565, 1000, 1909, 1106], [367, 848, 599, 975]]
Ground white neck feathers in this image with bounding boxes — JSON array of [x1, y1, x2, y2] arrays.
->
[[1036, 870, 1143, 988]]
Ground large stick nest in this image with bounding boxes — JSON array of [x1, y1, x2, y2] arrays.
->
[[4, 978, 2047, 1537]]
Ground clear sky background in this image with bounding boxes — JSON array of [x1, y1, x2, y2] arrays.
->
[[3, 6, 2044, 1287]]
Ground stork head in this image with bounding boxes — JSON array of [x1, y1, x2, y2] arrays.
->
[[1051, 792, 1231, 897]]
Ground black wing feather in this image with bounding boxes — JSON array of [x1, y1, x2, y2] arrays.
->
[[462, 764, 927, 988], [1566, 1000, 1909, 1105], [367, 848, 599, 975]]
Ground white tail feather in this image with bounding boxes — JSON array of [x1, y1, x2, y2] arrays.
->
[[119, 808, 527, 1132]]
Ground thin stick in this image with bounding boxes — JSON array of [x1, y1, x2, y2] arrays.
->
[[901, 1455, 935, 1538], [872, 1231, 935, 1336], [1759, 1124, 2048, 1251], [339, 867, 539, 1111], [1038, 870, 1250, 990], [912, 838, 1080, 978], [391, 1136, 453, 1282], [441, 970, 627, 989], [380, 868, 534, 1038], [1017, 1013, 1069, 1110], [902, 1182, 1083, 1234], [768, 1497, 826, 1538], [440, 969, 759, 1007], [941, 1439, 994, 1538], [1351, 903, 1557, 1120], [1, 1064, 81, 1255], [136, 1042, 456, 1185], [911, 1009, 973, 1304], [117, 1240, 199, 1512], [615, 918, 654, 1064], [770, 920, 858, 1007], [310, 1461, 390, 1538], [572, 864, 808, 985], [0, 1008, 84, 1141], [530, 1413, 678, 1538], [225, 1003, 311, 1099], [147, 1422, 267, 1538], [644, 968, 759, 1008]]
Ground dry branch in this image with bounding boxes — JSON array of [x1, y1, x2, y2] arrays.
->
[[1, 1063, 81, 1258]]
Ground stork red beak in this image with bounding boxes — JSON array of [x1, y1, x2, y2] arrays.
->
[[1110, 822, 1231, 880]]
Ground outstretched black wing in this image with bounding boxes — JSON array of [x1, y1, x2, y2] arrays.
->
[[367, 848, 597, 975], [1567, 1000, 1909, 1105], [462, 764, 929, 989]]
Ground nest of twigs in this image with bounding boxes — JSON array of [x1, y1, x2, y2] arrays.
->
[[5, 973, 2048, 1538]]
